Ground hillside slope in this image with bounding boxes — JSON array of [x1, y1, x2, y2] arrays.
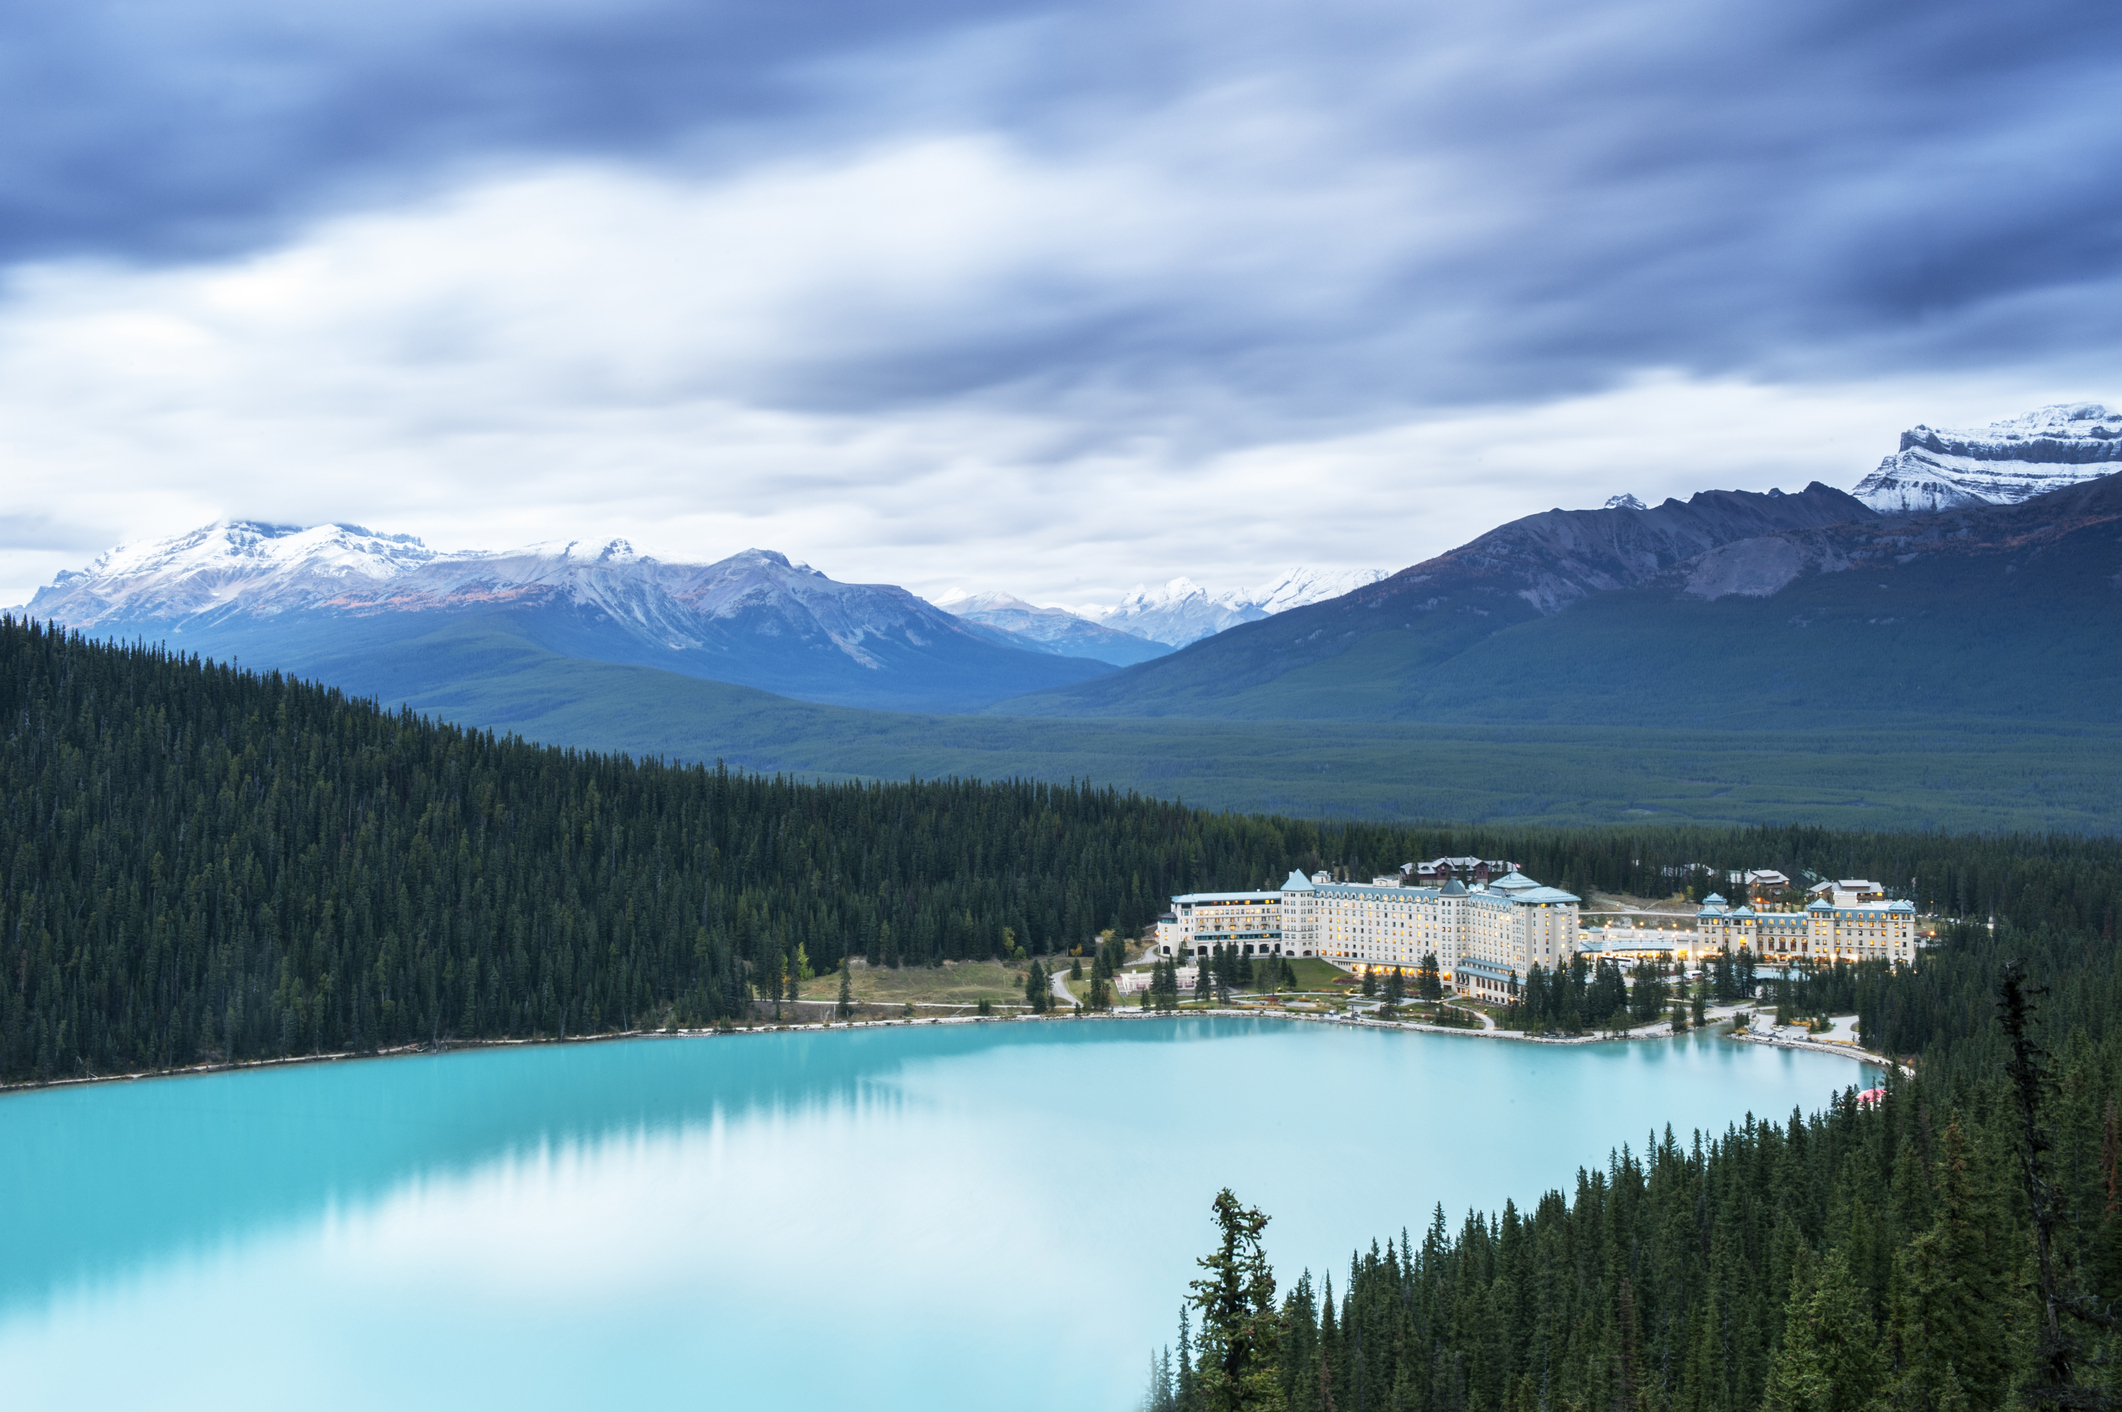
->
[[994, 475, 2122, 725], [996, 483, 1880, 718]]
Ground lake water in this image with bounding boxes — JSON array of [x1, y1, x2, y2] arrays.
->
[[0, 1017, 1875, 1411]]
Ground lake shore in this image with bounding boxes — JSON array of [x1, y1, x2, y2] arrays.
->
[[0, 995, 1895, 1096]]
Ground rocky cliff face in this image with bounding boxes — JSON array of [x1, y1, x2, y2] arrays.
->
[[1852, 403, 2122, 513], [1369, 483, 1877, 616], [1686, 468, 2122, 600]]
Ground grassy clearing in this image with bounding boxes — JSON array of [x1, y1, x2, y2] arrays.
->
[[1283, 957, 1357, 991], [808, 959, 1029, 1008]]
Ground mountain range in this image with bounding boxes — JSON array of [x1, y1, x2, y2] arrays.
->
[[1001, 470, 2122, 726], [12, 404, 2121, 821], [927, 590, 1173, 665], [934, 566, 1391, 650], [21, 523, 1113, 713]]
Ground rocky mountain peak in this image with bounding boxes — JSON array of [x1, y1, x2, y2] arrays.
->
[[1854, 403, 2121, 513]]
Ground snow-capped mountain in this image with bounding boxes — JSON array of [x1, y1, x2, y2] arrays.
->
[[1852, 403, 2122, 513], [1242, 567, 1392, 615], [929, 590, 1171, 666], [20, 521, 1111, 713], [1067, 567, 1392, 647], [1074, 578, 1265, 647], [38, 520, 445, 622]]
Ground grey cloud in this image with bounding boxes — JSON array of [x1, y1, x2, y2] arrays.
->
[[1, 0, 2117, 427]]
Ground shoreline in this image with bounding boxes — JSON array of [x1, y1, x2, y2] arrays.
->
[[0, 1001, 1892, 1097], [1730, 1026, 1905, 1074]]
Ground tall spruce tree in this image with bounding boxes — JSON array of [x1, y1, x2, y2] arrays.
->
[[1764, 1251, 1886, 1412], [1188, 1191, 1284, 1412]]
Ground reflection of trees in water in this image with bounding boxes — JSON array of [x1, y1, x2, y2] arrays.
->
[[0, 1018, 1252, 1313]]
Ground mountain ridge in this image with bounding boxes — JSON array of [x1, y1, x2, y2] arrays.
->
[[990, 473, 2122, 725], [928, 589, 1172, 666], [1069, 566, 1391, 646], [21, 521, 1113, 713], [996, 481, 1879, 715]]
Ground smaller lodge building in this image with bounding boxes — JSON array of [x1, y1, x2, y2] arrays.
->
[[1696, 879, 1915, 965]]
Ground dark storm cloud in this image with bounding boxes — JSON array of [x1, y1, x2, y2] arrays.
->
[[0, 0, 1007, 262], [3, 0, 2118, 414]]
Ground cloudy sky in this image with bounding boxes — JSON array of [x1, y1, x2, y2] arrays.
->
[[1, 0, 2117, 608]]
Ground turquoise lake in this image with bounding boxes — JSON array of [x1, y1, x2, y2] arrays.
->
[[0, 1017, 1876, 1410]]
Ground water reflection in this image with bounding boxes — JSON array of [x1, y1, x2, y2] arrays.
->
[[0, 1018, 1874, 1412]]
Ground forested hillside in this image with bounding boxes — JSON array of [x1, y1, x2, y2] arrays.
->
[[5, 614, 2120, 1089], [0, 618, 1289, 1081], [1150, 904, 2122, 1412]]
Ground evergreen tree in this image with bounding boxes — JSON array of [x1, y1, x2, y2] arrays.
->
[[1188, 1191, 1285, 1412], [1418, 953, 1443, 1002], [836, 960, 854, 1020], [1712, 949, 1739, 1003], [1764, 1251, 1885, 1412], [1894, 1122, 2009, 1412]]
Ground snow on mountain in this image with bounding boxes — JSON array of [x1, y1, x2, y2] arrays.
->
[[1853, 403, 2122, 514], [22, 522, 870, 642], [17, 520, 1116, 711], [38, 520, 446, 624], [1068, 568, 1392, 647], [927, 589, 1171, 666], [1073, 577, 1263, 647], [1243, 566, 1391, 615]]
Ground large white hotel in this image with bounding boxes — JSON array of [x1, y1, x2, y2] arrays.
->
[[1156, 868, 1584, 1000]]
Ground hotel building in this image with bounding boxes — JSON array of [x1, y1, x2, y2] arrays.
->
[[1158, 867, 1582, 1000], [1695, 885, 1916, 965]]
